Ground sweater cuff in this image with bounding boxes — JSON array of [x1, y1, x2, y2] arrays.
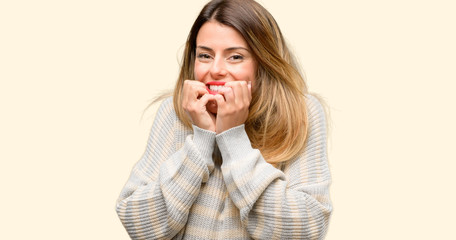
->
[[216, 124, 253, 166], [192, 125, 216, 162]]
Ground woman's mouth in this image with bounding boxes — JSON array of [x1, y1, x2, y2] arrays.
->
[[206, 81, 227, 95]]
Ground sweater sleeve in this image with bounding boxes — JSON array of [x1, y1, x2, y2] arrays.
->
[[216, 95, 332, 240], [115, 97, 217, 240]]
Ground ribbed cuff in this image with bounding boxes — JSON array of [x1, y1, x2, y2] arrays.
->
[[216, 124, 253, 166], [192, 125, 216, 162]]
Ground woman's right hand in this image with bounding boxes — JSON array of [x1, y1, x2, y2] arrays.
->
[[182, 80, 216, 132]]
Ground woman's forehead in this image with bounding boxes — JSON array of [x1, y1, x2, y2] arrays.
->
[[196, 21, 249, 49]]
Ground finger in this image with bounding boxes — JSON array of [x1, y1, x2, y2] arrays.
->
[[185, 79, 206, 87], [183, 81, 207, 114], [237, 81, 251, 110], [226, 81, 248, 104], [213, 93, 226, 111], [190, 81, 209, 96], [182, 80, 193, 109], [221, 86, 234, 104], [184, 80, 209, 100], [199, 93, 216, 106], [223, 82, 242, 104], [240, 81, 251, 103]]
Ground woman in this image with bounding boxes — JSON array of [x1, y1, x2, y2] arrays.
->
[[116, 0, 332, 239]]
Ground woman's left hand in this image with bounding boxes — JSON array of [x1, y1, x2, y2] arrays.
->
[[214, 81, 252, 134]]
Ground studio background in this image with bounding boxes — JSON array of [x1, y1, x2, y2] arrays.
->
[[1, 0, 455, 239]]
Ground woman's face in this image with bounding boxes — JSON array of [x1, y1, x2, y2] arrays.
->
[[194, 21, 257, 96]]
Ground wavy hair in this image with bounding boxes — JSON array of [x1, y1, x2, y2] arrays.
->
[[173, 0, 309, 164]]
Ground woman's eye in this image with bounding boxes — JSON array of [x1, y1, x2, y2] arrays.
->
[[197, 53, 212, 59], [229, 55, 244, 61]]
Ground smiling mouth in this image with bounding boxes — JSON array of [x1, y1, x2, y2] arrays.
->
[[206, 81, 227, 95]]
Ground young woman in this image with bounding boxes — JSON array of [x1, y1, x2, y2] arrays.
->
[[116, 0, 332, 239]]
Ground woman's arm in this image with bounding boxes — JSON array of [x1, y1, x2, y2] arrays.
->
[[116, 98, 216, 240], [217, 95, 332, 240]]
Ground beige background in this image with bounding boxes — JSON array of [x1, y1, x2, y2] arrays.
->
[[1, 0, 455, 239]]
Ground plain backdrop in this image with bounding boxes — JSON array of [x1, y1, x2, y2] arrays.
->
[[1, 0, 455, 239]]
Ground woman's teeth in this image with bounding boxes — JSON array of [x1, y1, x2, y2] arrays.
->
[[209, 85, 226, 92]]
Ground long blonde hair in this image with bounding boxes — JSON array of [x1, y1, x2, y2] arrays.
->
[[174, 0, 309, 164]]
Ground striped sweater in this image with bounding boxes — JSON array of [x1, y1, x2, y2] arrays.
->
[[116, 94, 332, 239]]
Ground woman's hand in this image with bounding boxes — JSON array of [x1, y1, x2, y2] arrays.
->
[[182, 80, 217, 132], [214, 81, 252, 134]]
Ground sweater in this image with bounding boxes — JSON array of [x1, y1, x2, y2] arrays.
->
[[116, 94, 332, 240]]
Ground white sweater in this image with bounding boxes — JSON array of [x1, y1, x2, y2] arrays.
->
[[116, 94, 332, 239]]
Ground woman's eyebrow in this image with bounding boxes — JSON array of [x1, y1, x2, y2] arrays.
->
[[226, 47, 250, 52], [196, 45, 250, 52], [196, 45, 213, 51]]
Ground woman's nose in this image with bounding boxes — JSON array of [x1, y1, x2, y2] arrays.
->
[[210, 57, 228, 79]]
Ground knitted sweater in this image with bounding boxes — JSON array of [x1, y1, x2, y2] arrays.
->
[[116, 94, 332, 240]]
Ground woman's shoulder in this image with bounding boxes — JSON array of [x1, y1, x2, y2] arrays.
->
[[304, 93, 327, 121], [148, 95, 178, 125], [160, 95, 174, 108], [155, 96, 174, 114], [304, 93, 329, 140]]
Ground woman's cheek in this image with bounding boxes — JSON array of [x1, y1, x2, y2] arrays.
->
[[194, 62, 202, 81], [194, 64, 208, 82], [230, 65, 254, 81], [227, 67, 242, 81]]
